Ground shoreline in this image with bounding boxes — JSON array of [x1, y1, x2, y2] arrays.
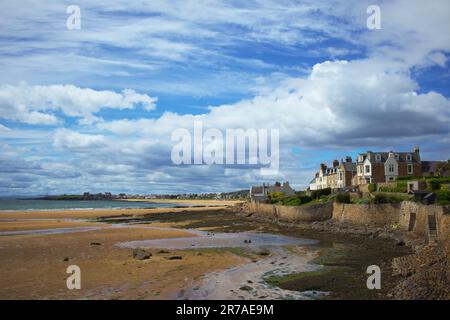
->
[[0, 199, 242, 213], [0, 204, 447, 299]]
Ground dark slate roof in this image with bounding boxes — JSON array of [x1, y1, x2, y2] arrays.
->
[[357, 151, 420, 163], [341, 162, 356, 172], [421, 161, 446, 173]]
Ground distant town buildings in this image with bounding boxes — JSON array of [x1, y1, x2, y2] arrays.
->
[[309, 147, 450, 190]]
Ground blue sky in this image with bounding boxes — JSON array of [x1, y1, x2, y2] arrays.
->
[[1, 0, 450, 195]]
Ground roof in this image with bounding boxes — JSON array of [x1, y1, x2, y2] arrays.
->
[[341, 162, 356, 172], [422, 161, 446, 173], [250, 186, 263, 194], [357, 151, 420, 163]]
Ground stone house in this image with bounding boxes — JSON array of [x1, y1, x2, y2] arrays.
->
[[250, 181, 295, 202], [309, 157, 356, 190]]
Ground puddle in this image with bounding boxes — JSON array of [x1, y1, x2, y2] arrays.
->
[[116, 229, 323, 300], [117, 231, 315, 250], [177, 246, 327, 300]]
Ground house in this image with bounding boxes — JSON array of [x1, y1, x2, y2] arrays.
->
[[355, 147, 422, 185], [250, 181, 295, 202], [422, 160, 450, 177], [309, 157, 356, 190]]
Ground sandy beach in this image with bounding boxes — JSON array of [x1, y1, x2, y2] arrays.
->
[[0, 201, 247, 300], [0, 200, 420, 300]]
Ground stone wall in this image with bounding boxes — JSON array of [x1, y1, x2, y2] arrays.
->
[[332, 202, 402, 226], [248, 201, 333, 222], [249, 200, 449, 246], [333, 201, 449, 244]]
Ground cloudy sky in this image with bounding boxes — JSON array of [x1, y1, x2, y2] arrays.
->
[[1, 0, 450, 195]]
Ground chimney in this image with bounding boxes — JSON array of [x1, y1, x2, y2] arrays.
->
[[413, 146, 420, 161], [345, 156, 352, 163], [320, 163, 327, 171], [333, 160, 339, 167]]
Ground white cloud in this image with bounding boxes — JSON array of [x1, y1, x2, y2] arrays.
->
[[0, 83, 157, 125], [53, 129, 106, 151]]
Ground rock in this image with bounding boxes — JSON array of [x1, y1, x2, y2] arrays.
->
[[396, 240, 406, 246], [239, 285, 253, 291], [157, 250, 170, 254], [63, 257, 70, 262], [90, 242, 102, 246], [195, 252, 203, 256], [132, 248, 152, 260], [166, 256, 183, 260], [257, 249, 270, 256], [247, 280, 253, 284]]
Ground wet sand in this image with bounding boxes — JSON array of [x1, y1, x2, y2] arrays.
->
[[0, 205, 245, 300], [0, 204, 412, 300]]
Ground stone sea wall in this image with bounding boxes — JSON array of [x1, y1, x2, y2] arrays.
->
[[248, 201, 333, 222], [249, 200, 449, 245]]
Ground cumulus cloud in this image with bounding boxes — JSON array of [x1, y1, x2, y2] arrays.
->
[[98, 59, 450, 148], [53, 129, 106, 151], [0, 83, 157, 125]]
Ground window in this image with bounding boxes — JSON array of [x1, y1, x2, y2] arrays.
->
[[375, 154, 381, 161], [388, 164, 395, 173], [408, 164, 413, 174], [406, 154, 412, 161], [389, 177, 394, 181], [395, 154, 399, 160], [339, 172, 343, 181], [365, 165, 370, 174], [358, 155, 364, 162]]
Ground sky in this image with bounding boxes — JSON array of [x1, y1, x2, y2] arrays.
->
[[0, 0, 450, 195]]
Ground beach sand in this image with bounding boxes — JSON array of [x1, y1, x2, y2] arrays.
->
[[0, 202, 244, 300]]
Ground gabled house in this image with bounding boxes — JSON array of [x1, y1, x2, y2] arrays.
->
[[355, 147, 422, 184], [309, 157, 356, 190], [250, 181, 295, 202]]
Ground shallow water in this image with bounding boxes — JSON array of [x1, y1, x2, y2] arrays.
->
[[117, 231, 316, 250], [116, 228, 322, 300], [0, 199, 191, 211], [177, 246, 326, 300]]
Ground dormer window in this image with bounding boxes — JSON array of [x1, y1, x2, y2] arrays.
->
[[358, 155, 364, 162], [375, 154, 381, 161], [395, 154, 399, 161], [406, 154, 412, 161]]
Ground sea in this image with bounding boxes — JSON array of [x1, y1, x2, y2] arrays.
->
[[0, 198, 189, 211]]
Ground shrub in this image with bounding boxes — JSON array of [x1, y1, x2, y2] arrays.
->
[[268, 192, 285, 204], [428, 179, 442, 191], [396, 176, 422, 181], [368, 183, 377, 193], [436, 190, 450, 206], [311, 187, 331, 199], [372, 194, 408, 204], [378, 181, 407, 193], [335, 193, 351, 204]]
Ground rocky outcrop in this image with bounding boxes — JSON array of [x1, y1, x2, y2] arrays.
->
[[391, 245, 449, 299]]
